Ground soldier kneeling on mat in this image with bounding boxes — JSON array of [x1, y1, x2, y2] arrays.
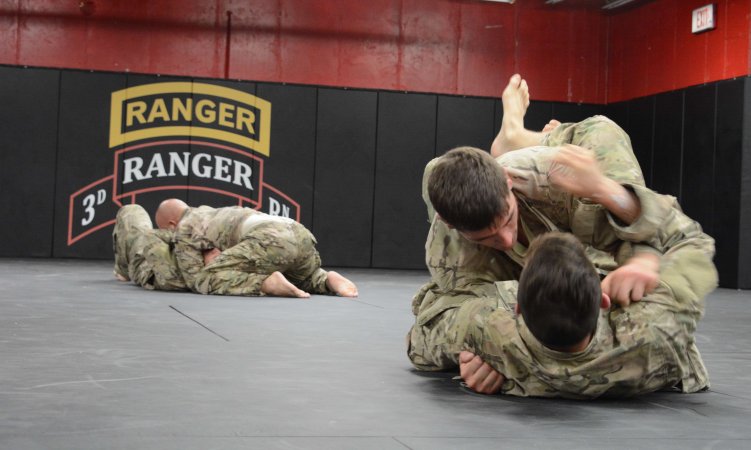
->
[[154, 198, 358, 298]]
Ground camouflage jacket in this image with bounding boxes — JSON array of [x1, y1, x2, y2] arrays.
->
[[173, 205, 263, 293], [113, 204, 186, 291], [463, 223, 717, 398]]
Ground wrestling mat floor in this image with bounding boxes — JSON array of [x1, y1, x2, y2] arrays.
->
[[1, 259, 749, 449]]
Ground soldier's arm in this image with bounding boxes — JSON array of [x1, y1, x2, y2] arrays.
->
[[173, 240, 206, 291]]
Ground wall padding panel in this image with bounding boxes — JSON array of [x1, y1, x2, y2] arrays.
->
[[651, 91, 684, 199], [739, 78, 751, 289], [372, 92, 437, 269], [53, 71, 127, 258], [681, 84, 716, 237], [256, 83, 318, 228], [550, 103, 604, 124], [436, 95, 495, 155], [714, 79, 743, 288], [0, 66, 59, 257], [521, 101, 553, 134], [313, 88, 377, 267], [624, 96, 655, 187]]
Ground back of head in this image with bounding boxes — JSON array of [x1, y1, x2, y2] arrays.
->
[[155, 198, 189, 230], [518, 232, 602, 351], [427, 147, 510, 231]]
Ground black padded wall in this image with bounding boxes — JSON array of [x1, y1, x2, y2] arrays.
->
[[372, 92, 437, 269], [714, 79, 744, 288], [436, 95, 495, 154], [551, 102, 604, 124], [651, 91, 684, 199], [740, 78, 751, 289], [313, 88, 377, 267], [256, 83, 318, 229], [623, 96, 655, 186], [521, 101, 553, 134], [4, 65, 751, 286], [0, 66, 59, 257], [681, 84, 716, 236], [53, 71, 127, 258]]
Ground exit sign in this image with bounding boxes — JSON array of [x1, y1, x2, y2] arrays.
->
[[692, 4, 716, 34]]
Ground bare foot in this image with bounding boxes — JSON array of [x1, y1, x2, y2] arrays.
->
[[326, 271, 358, 298], [261, 271, 310, 298], [491, 74, 543, 157], [499, 74, 529, 142]]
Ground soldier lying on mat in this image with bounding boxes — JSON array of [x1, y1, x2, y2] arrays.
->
[[458, 230, 716, 398], [112, 204, 188, 292], [155, 199, 358, 298]]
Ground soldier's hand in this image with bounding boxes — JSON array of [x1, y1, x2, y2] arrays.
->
[[549, 144, 607, 199], [202, 248, 221, 266], [459, 351, 505, 395], [602, 253, 660, 307]]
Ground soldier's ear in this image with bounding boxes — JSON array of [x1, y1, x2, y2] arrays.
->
[[514, 303, 520, 315], [501, 167, 513, 190], [600, 292, 611, 310]]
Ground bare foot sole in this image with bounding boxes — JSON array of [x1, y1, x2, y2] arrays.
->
[[261, 271, 310, 298], [496, 74, 531, 153], [326, 271, 358, 298]]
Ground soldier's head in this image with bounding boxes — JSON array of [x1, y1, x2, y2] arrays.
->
[[155, 198, 189, 230], [428, 147, 517, 251], [517, 232, 610, 352]]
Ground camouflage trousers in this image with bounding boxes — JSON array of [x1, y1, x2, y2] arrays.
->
[[113, 205, 186, 291], [409, 115, 640, 370], [198, 220, 331, 296]]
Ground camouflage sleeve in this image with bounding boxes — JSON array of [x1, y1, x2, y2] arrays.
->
[[173, 239, 207, 291], [174, 238, 267, 296]]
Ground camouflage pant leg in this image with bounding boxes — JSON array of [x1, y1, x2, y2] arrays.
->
[[544, 115, 645, 187], [279, 222, 330, 295], [202, 221, 328, 295], [408, 289, 504, 371], [113, 204, 153, 280]]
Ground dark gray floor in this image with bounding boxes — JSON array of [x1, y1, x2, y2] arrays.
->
[[0, 259, 749, 450]]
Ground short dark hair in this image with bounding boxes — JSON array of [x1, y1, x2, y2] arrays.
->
[[518, 232, 602, 350], [427, 147, 510, 231]]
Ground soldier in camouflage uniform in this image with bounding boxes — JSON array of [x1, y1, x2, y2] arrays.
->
[[460, 228, 716, 398], [155, 200, 358, 298], [112, 204, 187, 291], [407, 76, 717, 395]]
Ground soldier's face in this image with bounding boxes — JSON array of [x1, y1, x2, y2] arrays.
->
[[459, 192, 518, 251]]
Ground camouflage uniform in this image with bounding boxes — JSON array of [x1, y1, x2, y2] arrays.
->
[[173, 206, 331, 296], [112, 204, 187, 291], [462, 211, 717, 398], [408, 115, 712, 374]]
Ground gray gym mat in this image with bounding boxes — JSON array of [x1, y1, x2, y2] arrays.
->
[[0, 259, 749, 449]]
